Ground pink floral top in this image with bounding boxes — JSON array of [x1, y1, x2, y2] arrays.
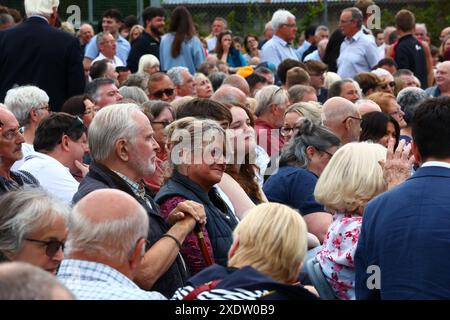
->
[[316, 213, 362, 300]]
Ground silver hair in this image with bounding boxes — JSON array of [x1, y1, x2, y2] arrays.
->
[[96, 31, 112, 47], [24, 0, 59, 18], [254, 85, 289, 117], [66, 197, 149, 263], [271, 9, 295, 32], [0, 14, 14, 26], [315, 25, 329, 36], [397, 87, 429, 124], [288, 85, 316, 104], [138, 54, 160, 74], [118, 86, 149, 105], [343, 7, 363, 28], [4, 86, 49, 127], [88, 103, 142, 162], [0, 187, 69, 262], [167, 66, 190, 86], [0, 262, 74, 300], [264, 21, 273, 32], [416, 23, 427, 34], [213, 17, 228, 29]]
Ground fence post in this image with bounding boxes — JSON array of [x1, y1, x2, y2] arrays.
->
[[323, 0, 328, 25], [137, 0, 144, 24], [151, 0, 162, 8], [88, 0, 94, 24]]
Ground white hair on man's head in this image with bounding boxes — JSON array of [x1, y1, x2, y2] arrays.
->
[[67, 190, 149, 263], [24, 0, 59, 18], [138, 54, 160, 74], [371, 68, 391, 78], [271, 9, 295, 32], [315, 25, 329, 36], [167, 66, 190, 86], [254, 85, 289, 117], [415, 23, 427, 34], [4, 85, 49, 127], [88, 103, 142, 162], [264, 21, 273, 31]]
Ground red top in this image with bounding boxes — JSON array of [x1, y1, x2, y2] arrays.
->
[[254, 118, 284, 157]]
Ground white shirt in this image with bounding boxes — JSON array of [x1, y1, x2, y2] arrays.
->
[[19, 152, 79, 204], [421, 161, 450, 169], [207, 36, 217, 53], [92, 52, 124, 67], [11, 142, 34, 172]]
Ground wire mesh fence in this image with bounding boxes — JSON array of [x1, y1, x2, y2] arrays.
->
[[1, 0, 446, 45]]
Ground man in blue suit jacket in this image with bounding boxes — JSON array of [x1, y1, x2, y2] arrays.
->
[[355, 96, 450, 299], [0, 0, 85, 112]]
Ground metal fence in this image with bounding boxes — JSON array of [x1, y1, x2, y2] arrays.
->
[[2, 0, 444, 43]]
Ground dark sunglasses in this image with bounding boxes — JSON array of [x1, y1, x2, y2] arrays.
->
[[152, 88, 175, 99], [381, 81, 396, 89], [25, 238, 65, 258]]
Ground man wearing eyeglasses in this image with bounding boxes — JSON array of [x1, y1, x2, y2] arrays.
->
[[0, 106, 39, 195], [19, 113, 89, 204], [337, 7, 378, 79], [148, 72, 177, 102], [260, 9, 299, 68], [4, 85, 51, 171]]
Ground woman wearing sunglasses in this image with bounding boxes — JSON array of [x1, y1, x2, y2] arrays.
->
[[0, 188, 69, 275]]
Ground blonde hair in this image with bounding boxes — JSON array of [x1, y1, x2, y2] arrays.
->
[[285, 102, 323, 126], [228, 203, 308, 283], [366, 92, 396, 113], [314, 142, 387, 213], [324, 71, 341, 90]]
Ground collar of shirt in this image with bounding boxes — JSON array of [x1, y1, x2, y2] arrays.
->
[[273, 34, 292, 47], [113, 171, 146, 199], [345, 29, 364, 43], [29, 15, 49, 23], [421, 161, 450, 170]]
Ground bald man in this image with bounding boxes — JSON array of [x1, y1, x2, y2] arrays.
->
[[58, 189, 167, 300], [426, 61, 450, 97], [322, 97, 361, 144], [222, 74, 251, 96], [355, 99, 382, 116], [211, 84, 247, 105]]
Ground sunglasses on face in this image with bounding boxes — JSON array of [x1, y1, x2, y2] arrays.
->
[[152, 88, 175, 99], [381, 81, 396, 89], [25, 238, 65, 258]]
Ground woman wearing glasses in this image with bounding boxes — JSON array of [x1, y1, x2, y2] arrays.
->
[[263, 118, 340, 243], [281, 102, 323, 143], [0, 188, 69, 275]]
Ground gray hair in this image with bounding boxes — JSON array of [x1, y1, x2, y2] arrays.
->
[[288, 85, 316, 104], [88, 103, 142, 162], [0, 188, 69, 262], [213, 17, 228, 29], [121, 73, 150, 93], [416, 23, 427, 34], [167, 66, 190, 86], [118, 86, 149, 105], [208, 71, 227, 91], [0, 14, 14, 26], [24, 0, 59, 18], [285, 102, 323, 126], [315, 25, 329, 36], [264, 21, 273, 32], [280, 118, 340, 168], [4, 86, 49, 127], [271, 9, 295, 32], [0, 262, 74, 300], [138, 54, 160, 74], [343, 7, 363, 28], [254, 85, 289, 117], [397, 87, 429, 124], [67, 197, 149, 263], [96, 31, 112, 47], [85, 77, 116, 102]]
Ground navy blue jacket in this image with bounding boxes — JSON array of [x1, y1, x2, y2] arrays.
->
[[0, 17, 85, 112], [172, 264, 319, 300], [155, 171, 238, 267], [355, 165, 450, 299], [72, 163, 188, 298]]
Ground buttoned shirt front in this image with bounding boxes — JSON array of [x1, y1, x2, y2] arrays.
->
[[337, 29, 379, 79], [57, 259, 166, 300], [261, 35, 299, 68], [85, 34, 130, 65]]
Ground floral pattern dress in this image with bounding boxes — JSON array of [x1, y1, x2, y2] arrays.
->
[[316, 213, 362, 300]]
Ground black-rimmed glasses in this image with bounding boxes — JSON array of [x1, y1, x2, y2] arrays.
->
[[342, 116, 362, 124], [0, 120, 22, 140], [25, 238, 65, 257]]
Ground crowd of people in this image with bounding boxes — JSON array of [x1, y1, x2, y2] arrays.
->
[[0, 0, 449, 300]]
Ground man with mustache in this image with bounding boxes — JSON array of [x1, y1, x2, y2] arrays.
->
[[127, 7, 166, 73]]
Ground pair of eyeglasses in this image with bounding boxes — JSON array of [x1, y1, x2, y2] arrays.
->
[[0, 120, 22, 140], [342, 116, 362, 124], [37, 105, 51, 112], [268, 87, 283, 105], [321, 150, 334, 158], [25, 238, 65, 258], [152, 88, 175, 99], [280, 126, 301, 136], [281, 23, 297, 28], [151, 120, 171, 128]]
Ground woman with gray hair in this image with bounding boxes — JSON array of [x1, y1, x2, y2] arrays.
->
[[0, 188, 69, 275], [118, 86, 149, 105], [396, 87, 429, 143], [263, 118, 340, 243]]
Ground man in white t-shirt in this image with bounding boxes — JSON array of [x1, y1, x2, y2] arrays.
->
[[20, 113, 89, 204], [91, 32, 124, 67], [4, 85, 51, 171]]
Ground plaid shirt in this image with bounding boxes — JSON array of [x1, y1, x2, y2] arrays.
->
[[114, 171, 153, 209], [57, 259, 166, 300]]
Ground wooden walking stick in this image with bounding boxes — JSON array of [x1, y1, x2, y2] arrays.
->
[[194, 223, 214, 266]]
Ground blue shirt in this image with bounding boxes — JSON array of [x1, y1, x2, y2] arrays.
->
[[85, 34, 131, 65], [295, 40, 311, 61], [57, 259, 166, 300], [261, 35, 299, 68], [263, 165, 324, 215], [337, 29, 379, 79], [159, 33, 206, 75], [303, 49, 321, 62]]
